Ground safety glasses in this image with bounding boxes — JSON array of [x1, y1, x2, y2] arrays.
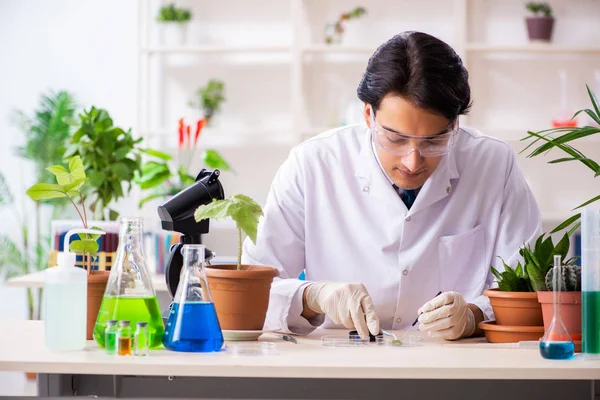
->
[[370, 113, 459, 158]]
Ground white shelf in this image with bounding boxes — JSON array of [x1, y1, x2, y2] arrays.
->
[[302, 44, 374, 54], [142, 45, 291, 54], [143, 127, 296, 148], [466, 43, 600, 54]]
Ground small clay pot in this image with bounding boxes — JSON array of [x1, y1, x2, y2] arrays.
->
[[205, 264, 279, 331], [537, 291, 581, 339], [479, 321, 545, 343], [87, 271, 110, 340], [526, 17, 554, 42], [25, 372, 36, 381], [484, 288, 543, 326]]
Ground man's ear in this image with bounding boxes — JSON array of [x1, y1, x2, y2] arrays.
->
[[363, 103, 372, 129]]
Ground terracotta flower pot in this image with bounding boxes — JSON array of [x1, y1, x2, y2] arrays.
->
[[479, 321, 544, 343], [537, 291, 582, 339], [526, 17, 554, 42], [87, 270, 110, 340], [25, 372, 37, 381], [205, 264, 279, 331], [483, 288, 543, 326]]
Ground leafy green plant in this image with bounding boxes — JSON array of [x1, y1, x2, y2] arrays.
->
[[491, 232, 577, 292], [526, 2, 552, 17], [26, 156, 103, 256], [135, 118, 233, 207], [157, 3, 192, 23], [189, 80, 225, 125], [0, 172, 49, 320], [521, 85, 600, 235], [63, 106, 167, 220], [324, 6, 368, 44], [194, 194, 263, 270]]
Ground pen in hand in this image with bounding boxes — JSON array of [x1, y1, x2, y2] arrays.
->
[[402, 291, 442, 340]]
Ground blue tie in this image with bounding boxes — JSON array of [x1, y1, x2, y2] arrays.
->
[[394, 185, 417, 209]]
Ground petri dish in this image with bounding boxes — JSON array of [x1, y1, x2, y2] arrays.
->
[[228, 342, 277, 356], [321, 335, 369, 347], [375, 335, 424, 347]]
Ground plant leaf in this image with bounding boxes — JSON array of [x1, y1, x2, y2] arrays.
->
[[0, 172, 14, 210], [68, 156, 86, 181], [61, 178, 86, 194], [526, 262, 545, 291], [69, 239, 99, 254], [586, 84, 600, 118], [138, 191, 173, 207], [550, 214, 581, 234], [202, 149, 232, 171], [552, 233, 571, 266], [26, 183, 68, 200], [177, 165, 196, 186], [140, 148, 172, 161]]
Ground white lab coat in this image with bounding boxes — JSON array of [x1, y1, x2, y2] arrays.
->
[[242, 123, 542, 334]]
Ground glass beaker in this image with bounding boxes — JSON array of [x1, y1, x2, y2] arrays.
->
[[582, 205, 600, 357], [162, 244, 224, 352], [93, 217, 165, 349], [539, 255, 575, 360]]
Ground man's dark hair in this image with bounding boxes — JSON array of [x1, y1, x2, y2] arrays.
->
[[357, 31, 472, 121]]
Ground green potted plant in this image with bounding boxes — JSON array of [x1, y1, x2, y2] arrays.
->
[[194, 194, 278, 331], [135, 117, 232, 207], [25, 156, 106, 339], [64, 105, 167, 220], [188, 80, 225, 126], [482, 233, 574, 343], [519, 85, 600, 345], [525, 2, 554, 42], [324, 7, 367, 45], [156, 2, 192, 45]]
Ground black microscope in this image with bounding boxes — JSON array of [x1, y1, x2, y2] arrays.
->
[[157, 168, 224, 321]]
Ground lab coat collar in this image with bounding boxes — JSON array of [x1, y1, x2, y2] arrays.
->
[[355, 126, 461, 214]]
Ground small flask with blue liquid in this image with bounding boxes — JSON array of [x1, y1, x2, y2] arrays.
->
[[162, 244, 224, 352], [539, 255, 575, 360]]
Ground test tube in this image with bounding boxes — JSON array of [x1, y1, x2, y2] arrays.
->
[[134, 322, 149, 356], [581, 205, 600, 358], [117, 320, 132, 356], [104, 320, 118, 355]]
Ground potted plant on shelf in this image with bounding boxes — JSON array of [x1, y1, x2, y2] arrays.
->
[[525, 2, 554, 42], [26, 156, 106, 339], [156, 2, 192, 46], [194, 194, 278, 331], [188, 80, 226, 126], [324, 6, 367, 45]]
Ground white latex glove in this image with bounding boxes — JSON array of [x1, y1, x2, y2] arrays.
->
[[304, 281, 380, 339], [417, 291, 475, 340]]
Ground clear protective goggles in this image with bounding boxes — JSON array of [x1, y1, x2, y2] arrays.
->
[[370, 112, 459, 158]]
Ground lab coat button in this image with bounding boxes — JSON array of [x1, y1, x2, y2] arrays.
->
[[405, 216, 411, 222], [363, 185, 370, 193], [403, 270, 408, 276], [396, 318, 402, 324]]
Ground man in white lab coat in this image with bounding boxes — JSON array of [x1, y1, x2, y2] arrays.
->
[[242, 31, 542, 340]]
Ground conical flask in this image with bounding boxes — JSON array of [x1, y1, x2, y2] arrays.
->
[[163, 244, 224, 352], [93, 217, 165, 349], [539, 255, 575, 360]]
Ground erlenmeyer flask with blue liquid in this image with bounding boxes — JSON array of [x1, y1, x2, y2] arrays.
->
[[163, 244, 224, 352]]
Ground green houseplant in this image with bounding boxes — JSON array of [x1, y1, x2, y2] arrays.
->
[[156, 3, 192, 45], [519, 85, 600, 344], [135, 117, 232, 207], [189, 80, 225, 126], [193, 194, 278, 331], [64, 106, 168, 220], [525, 2, 554, 42], [26, 155, 108, 339]]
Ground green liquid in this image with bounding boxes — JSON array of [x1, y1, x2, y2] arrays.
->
[[105, 332, 117, 354], [93, 297, 165, 349], [583, 291, 600, 354]]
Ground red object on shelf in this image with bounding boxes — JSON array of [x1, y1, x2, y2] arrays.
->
[[178, 118, 185, 149], [552, 119, 578, 128]]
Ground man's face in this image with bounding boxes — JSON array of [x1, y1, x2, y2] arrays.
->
[[364, 95, 452, 190]]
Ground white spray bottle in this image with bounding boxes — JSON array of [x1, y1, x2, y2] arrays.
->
[[44, 228, 105, 351]]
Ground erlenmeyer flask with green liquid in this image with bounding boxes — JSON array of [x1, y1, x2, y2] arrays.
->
[[93, 217, 165, 349]]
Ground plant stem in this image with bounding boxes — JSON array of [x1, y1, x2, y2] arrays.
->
[[68, 196, 86, 228], [26, 288, 34, 320], [35, 201, 40, 266], [79, 191, 88, 227], [237, 227, 242, 271]]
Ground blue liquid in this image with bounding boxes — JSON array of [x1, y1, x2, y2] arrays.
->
[[539, 341, 575, 360], [162, 302, 224, 352]]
